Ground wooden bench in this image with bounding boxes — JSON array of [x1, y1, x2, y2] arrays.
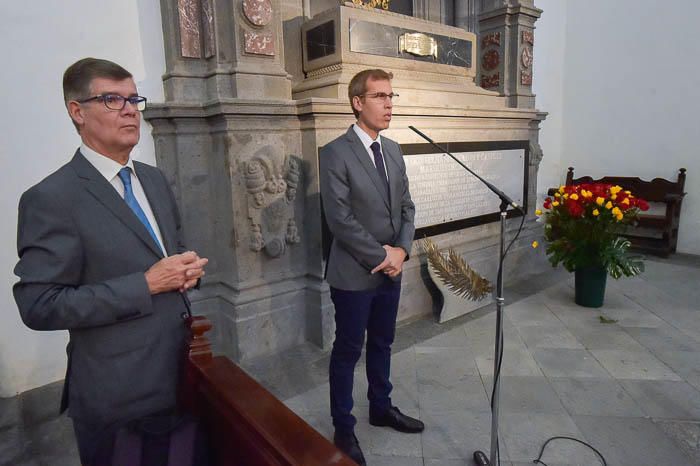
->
[[550, 167, 687, 257], [181, 316, 356, 466]]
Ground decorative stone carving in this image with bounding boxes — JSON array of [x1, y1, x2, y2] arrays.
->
[[520, 70, 532, 86], [521, 47, 533, 69], [244, 31, 275, 56], [482, 32, 501, 49], [481, 73, 500, 89], [243, 154, 302, 257], [529, 140, 543, 165], [482, 50, 500, 71], [243, 0, 273, 27], [522, 30, 534, 46]]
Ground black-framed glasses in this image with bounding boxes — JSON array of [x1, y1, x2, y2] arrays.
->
[[359, 92, 399, 101], [77, 94, 147, 111]]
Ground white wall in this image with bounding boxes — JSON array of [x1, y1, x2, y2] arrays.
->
[[534, 0, 700, 254], [0, 1, 167, 396]]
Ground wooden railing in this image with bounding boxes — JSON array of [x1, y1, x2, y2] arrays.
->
[[180, 316, 357, 466]]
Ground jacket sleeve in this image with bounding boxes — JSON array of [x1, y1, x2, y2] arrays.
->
[[13, 186, 154, 331], [394, 143, 416, 259], [319, 144, 387, 270]]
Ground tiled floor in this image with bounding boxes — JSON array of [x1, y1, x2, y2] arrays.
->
[[2, 256, 699, 465]]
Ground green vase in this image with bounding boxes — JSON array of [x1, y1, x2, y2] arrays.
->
[[574, 266, 607, 308]]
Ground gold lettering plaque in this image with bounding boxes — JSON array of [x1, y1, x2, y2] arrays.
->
[[398, 33, 437, 59]]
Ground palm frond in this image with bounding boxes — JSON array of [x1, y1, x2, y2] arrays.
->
[[422, 238, 493, 301]]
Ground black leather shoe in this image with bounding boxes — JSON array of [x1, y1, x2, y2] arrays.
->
[[333, 431, 367, 466], [369, 406, 425, 433]]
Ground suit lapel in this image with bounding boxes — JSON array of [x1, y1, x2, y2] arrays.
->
[[344, 128, 390, 210], [382, 139, 401, 212], [70, 151, 165, 259], [134, 162, 174, 256]]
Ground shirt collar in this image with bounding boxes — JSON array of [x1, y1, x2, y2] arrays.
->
[[80, 143, 135, 182], [353, 124, 383, 153]]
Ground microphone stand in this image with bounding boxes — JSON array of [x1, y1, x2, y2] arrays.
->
[[409, 126, 523, 466]]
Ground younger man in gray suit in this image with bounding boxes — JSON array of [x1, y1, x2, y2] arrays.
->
[[14, 58, 208, 465], [319, 69, 424, 465]]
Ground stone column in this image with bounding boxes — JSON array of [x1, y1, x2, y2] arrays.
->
[[477, 0, 541, 108], [145, 0, 309, 362]]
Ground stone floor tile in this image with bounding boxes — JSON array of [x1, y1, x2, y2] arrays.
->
[[415, 347, 479, 384], [390, 348, 418, 380], [516, 324, 584, 350], [653, 420, 700, 464], [649, 350, 700, 389], [589, 349, 682, 381], [547, 305, 615, 330], [482, 376, 566, 414], [624, 324, 700, 354], [600, 307, 665, 328], [284, 382, 330, 414], [476, 347, 543, 377], [504, 299, 559, 327], [567, 325, 646, 351], [19, 381, 63, 426], [26, 416, 78, 463], [572, 415, 694, 466], [414, 327, 469, 349], [353, 373, 419, 411], [499, 412, 598, 465], [618, 379, 700, 420], [420, 410, 495, 460], [548, 377, 644, 417], [363, 454, 423, 465], [0, 426, 28, 466], [531, 349, 610, 378], [417, 375, 490, 413]]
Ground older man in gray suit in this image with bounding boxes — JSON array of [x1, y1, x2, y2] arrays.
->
[[319, 69, 424, 465], [13, 58, 208, 465]]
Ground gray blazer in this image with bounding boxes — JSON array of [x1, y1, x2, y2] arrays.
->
[[14, 150, 189, 427], [320, 127, 415, 290]]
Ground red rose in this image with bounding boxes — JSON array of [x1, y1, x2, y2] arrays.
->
[[543, 197, 552, 209], [637, 199, 649, 211], [567, 201, 584, 217]]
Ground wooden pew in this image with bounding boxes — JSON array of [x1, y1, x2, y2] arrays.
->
[[181, 316, 357, 466], [550, 167, 687, 257]]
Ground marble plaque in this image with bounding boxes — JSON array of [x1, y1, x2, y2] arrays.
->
[[405, 149, 525, 228], [349, 20, 472, 68]]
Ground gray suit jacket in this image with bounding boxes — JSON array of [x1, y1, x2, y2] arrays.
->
[[14, 150, 189, 427], [319, 127, 415, 290]]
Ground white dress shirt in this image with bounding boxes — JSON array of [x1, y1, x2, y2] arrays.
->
[[80, 144, 166, 255], [352, 124, 389, 179]]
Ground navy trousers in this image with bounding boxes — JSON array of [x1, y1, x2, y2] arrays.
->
[[329, 280, 401, 434]]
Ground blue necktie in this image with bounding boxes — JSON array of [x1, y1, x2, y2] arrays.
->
[[370, 142, 389, 197], [118, 167, 162, 253]]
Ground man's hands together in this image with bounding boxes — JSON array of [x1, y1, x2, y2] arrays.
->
[[371, 245, 406, 278], [145, 251, 208, 295]]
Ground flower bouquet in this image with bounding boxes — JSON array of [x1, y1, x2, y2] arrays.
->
[[538, 183, 649, 306]]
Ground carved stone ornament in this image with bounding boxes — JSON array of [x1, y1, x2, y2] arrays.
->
[[521, 70, 532, 86], [482, 32, 501, 49], [243, 154, 302, 257], [351, 0, 390, 11], [529, 140, 543, 165], [482, 50, 500, 71], [243, 0, 273, 27], [244, 31, 275, 56], [522, 30, 534, 46], [481, 73, 500, 89], [521, 47, 533, 69]]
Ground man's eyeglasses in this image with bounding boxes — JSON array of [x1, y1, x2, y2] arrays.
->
[[77, 94, 148, 111], [359, 92, 399, 102]]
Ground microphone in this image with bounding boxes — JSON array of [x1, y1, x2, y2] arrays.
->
[[408, 126, 524, 213]]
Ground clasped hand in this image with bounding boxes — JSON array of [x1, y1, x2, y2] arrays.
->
[[371, 245, 406, 278], [145, 251, 208, 294]]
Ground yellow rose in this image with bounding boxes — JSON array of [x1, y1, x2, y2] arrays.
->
[[615, 212, 624, 221], [581, 190, 592, 198], [596, 197, 605, 206], [610, 185, 623, 194], [612, 207, 622, 216], [531, 240, 539, 249], [625, 190, 631, 195], [570, 193, 579, 200], [535, 209, 543, 216], [611, 194, 617, 200], [552, 201, 560, 207], [605, 201, 613, 209], [559, 185, 566, 194], [563, 193, 569, 200], [554, 192, 561, 198], [592, 209, 600, 216], [622, 198, 630, 205]]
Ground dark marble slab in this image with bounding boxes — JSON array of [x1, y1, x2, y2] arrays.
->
[[349, 19, 472, 68], [306, 20, 336, 61]]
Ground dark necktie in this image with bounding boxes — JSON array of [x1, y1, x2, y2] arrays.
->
[[118, 167, 162, 253], [370, 141, 389, 197]]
